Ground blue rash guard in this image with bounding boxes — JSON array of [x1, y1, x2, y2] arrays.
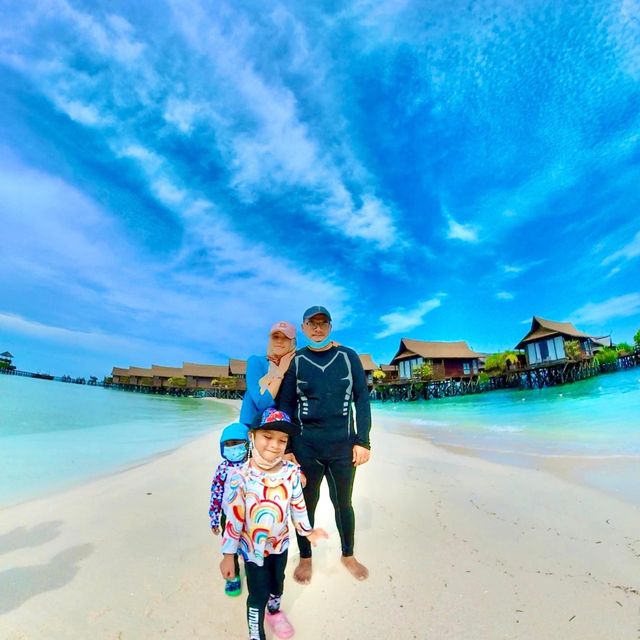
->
[[239, 355, 276, 426]]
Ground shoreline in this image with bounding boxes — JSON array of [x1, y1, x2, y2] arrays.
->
[[5, 394, 636, 512], [377, 412, 640, 509], [0, 397, 237, 512], [2, 399, 639, 639]]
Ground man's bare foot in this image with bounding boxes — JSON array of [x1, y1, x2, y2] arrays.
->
[[293, 558, 312, 585], [341, 555, 369, 580]]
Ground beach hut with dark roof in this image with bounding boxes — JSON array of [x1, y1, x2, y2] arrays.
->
[[358, 354, 378, 384], [111, 367, 130, 384], [229, 358, 247, 379], [127, 366, 154, 386], [183, 362, 229, 389], [515, 316, 598, 366], [380, 364, 399, 381], [0, 351, 14, 369], [390, 339, 482, 381], [151, 365, 185, 388]]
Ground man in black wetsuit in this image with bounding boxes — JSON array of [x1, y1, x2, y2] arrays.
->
[[277, 305, 371, 583]]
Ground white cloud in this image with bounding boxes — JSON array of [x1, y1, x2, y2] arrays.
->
[[601, 229, 640, 266], [164, 0, 402, 250], [0, 311, 144, 351], [0, 151, 349, 362], [496, 291, 514, 300], [502, 264, 523, 275], [152, 178, 187, 206], [375, 298, 442, 339], [446, 214, 479, 243], [53, 97, 106, 126], [163, 98, 203, 134], [570, 293, 640, 326]]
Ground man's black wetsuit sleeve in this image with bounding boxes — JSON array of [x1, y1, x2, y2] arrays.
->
[[349, 350, 372, 449], [277, 357, 297, 419]]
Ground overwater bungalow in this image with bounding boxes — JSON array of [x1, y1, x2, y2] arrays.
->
[[151, 365, 184, 388], [127, 366, 154, 386], [359, 354, 378, 384], [183, 362, 228, 389], [515, 317, 599, 366], [390, 338, 483, 381], [111, 367, 130, 384], [380, 364, 399, 381], [229, 358, 247, 379], [0, 351, 15, 372]]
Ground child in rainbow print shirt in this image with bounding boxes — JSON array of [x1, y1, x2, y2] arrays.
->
[[220, 408, 328, 640]]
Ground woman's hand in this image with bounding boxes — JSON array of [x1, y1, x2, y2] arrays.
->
[[220, 555, 236, 579], [277, 350, 295, 376], [211, 526, 220, 535]]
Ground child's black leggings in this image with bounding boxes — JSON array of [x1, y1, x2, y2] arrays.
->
[[244, 551, 288, 640]]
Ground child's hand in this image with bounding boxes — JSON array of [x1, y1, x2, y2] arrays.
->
[[211, 526, 220, 535], [220, 555, 236, 579], [306, 528, 329, 547]]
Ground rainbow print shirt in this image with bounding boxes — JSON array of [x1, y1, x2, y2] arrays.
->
[[221, 461, 312, 566]]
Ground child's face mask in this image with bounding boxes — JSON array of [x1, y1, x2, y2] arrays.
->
[[223, 443, 248, 463]]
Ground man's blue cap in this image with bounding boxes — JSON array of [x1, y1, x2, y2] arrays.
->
[[219, 422, 249, 455], [303, 305, 332, 321]]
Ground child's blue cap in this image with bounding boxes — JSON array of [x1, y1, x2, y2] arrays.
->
[[219, 422, 250, 455]]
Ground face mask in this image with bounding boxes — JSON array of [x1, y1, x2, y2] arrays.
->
[[306, 334, 333, 350], [223, 443, 248, 463], [250, 433, 283, 470]]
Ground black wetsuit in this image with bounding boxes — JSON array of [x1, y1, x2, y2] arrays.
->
[[277, 346, 371, 558]]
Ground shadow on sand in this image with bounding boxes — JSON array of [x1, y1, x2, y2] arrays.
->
[[0, 543, 94, 614], [0, 521, 64, 555]]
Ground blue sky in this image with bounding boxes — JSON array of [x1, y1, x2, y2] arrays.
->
[[1, 0, 640, 377]]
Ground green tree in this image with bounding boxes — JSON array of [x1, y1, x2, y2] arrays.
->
[[594, 347, 618, 366], [634, 329, 640, 348], [564, 340, 582, 361], [372, 369, 386, 381], [167, 376, 187, 388], [484, 350, 520, 375], [616, 342, 633, 356], [412, 362, 433, 381]]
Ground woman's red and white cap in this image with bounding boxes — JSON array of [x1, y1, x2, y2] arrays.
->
[[270, 321, 296, 339]]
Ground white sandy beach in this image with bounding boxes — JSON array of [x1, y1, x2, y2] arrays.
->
[[1, 400, 639, 640]]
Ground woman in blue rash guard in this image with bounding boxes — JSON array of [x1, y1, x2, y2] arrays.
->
[[239, 321, 297, 427]]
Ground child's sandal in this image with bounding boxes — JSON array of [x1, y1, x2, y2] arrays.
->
[[224, 578, 241, 597], [265, 610, 295, 638]]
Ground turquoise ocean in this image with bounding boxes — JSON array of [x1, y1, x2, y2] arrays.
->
[[374, 366, 640, 505], [0, 375, 235, 508], [2, 367, 639, 508]]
